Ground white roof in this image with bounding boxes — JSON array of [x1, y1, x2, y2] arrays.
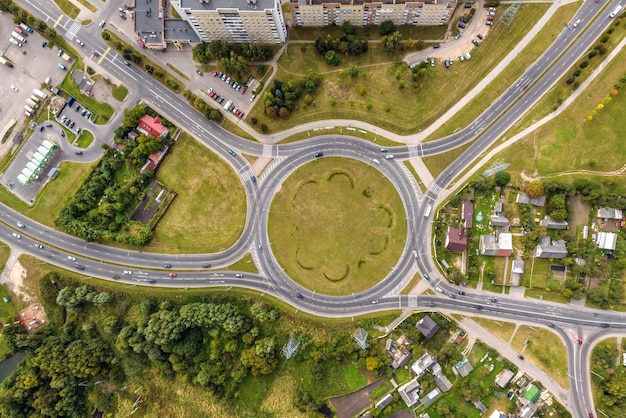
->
[[498, 233, 513, 250], [596, 232, 617, 251]]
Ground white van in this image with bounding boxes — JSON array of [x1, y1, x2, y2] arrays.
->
[[223, 100, 232, 110], [572, 19, 581, 28], [372, 159, 381, 165]]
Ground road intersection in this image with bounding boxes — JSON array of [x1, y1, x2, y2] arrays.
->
[[8, 0, 626, 415]]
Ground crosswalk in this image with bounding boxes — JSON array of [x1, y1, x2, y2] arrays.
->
[[407, 295, 418, 308], [262, 144, 274, 158], [408, 145, 421, 158], [427, 182, 443, 196], [64, 22, 80, 41]]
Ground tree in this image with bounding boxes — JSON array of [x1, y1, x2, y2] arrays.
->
[[525, 180, 544, 198], [324, 50, 340, 66], [494, 170, 511, 187], [379, 20, 396, 36], [365, 356, 382, 371], [382, 31, 402, 52], [349, 65, 359, 78]]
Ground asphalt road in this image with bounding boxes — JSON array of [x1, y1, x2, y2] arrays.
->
[[10, 0, 626, 415]]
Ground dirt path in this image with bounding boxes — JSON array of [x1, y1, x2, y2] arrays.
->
[[521, 163, 626, 182]]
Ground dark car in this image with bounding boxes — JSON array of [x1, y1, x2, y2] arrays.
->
[[458, 291, 465, 295], [433, 43, 440, 49], [196, 69, 203, 76], [458, 23, 466, 29], [75, 151, 83, 155], [315, 151, 323, 158], [472, 39, 479, 46], [460, 17, 468, 23], [464, 2, 473, 7], [228, 149, 236, 157], [475, 305, 483, 310], [202, 264, 211, 268], [163, 264, 172, 268], [296, 293, 304, 300], [76, 265, 85, 271], [517, 354, 524, 360], [601, 323, 610, 328], [148, 279, 157, 284], [547, 322, 555, 328], [112, 275, 120, 280], [477, 33, 484, 40], [60, 130, 65, 137]]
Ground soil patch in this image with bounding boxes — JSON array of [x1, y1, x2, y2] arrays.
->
[[4, 261, 34, 302], [568, 195, 590, 235], [329, 379, 383, 418]]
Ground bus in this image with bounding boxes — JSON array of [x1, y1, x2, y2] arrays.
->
[[610, 5, 622, 18]]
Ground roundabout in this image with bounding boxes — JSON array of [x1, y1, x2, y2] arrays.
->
[[267, 157, 407, 296]]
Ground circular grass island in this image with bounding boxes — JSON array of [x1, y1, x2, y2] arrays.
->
[[268, 157, 407, 296]]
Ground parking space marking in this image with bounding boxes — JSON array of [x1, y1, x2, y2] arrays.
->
[[98, 47, 110, 65], [53, 14, 63, 28]]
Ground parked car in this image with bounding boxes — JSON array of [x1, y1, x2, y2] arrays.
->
[[472, 39, 479, 46], [477, 33, 484, 40], [458, 23, 466, 29]]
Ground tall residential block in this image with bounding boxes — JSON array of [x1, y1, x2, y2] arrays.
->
[[171, 0, 287, 44], [291, 0, 455, 27]]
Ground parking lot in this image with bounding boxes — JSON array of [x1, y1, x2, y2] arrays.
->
[[201, 71, 259, 119], [56, 94, 95, 140], [0, 13, 88, 203]]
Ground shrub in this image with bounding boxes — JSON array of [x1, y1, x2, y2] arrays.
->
[[260, 123, 268, 133], [359, 87, 367, 96], [579, 61, 589, 69], [164, 79, 180, 91], [566, 77, 575, 85], [573, 69, 581, 77]]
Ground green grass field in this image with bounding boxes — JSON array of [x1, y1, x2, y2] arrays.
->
[[268, 157, 407, 295], [472, 317, 517, 343], [53, 0, 80, 18], [111, 84, 128, 101], [511, 325, 569, 388], [249, 4, 550, 137], [145, 133, 246, 254], [75, 130, 94, 148]]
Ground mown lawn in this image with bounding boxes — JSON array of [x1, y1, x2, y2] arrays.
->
[[53, 0, 79, 18], [472, 317, 517, 343], [60, 77, 114, 124], [146, 133, 247, 254], [268, 157, 407, 295], [510, 325, 569, 388], [249, 4, 551, 137], [111, 84, 128, 101]]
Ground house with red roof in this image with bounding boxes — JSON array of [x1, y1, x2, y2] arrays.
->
[[137, 115, 169, 138]]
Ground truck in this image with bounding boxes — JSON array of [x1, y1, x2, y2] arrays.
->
[[67, 96, 75, 107], [24, 105, 34, 113], [24, 110, 32, 118], [19, 23, 33, 33], [38, 145, 52, 157], [26, 99, 39, 109], [14, 27, 27, 37], [16, 174, 31, 186], [424, 204, 433, 217], [21, 167, 35, 180], [223, 100, 232, 110], [26, 162, 41, 173], [33, 152, 48, 164], [29, 95, 40, 104], [42, 139, 57, 151], [56, 49, 73, 62], [11, 32, 26, 43], [0, 56, 13, 68], [33, 89, 48, 99]]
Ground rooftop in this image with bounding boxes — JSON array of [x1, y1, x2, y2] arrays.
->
[[416, 315, 440, 339], [180, 0, 278, 11]]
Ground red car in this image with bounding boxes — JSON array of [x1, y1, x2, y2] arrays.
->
[[168, 273, 177, 277], [578, 337, 583, 345]]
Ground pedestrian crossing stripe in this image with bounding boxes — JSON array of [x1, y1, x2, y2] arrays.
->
[[98, 47, 110, 65], [53, 14, 63, 28]]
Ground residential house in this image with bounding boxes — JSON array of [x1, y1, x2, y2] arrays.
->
[[385, 337, 413, 369], [520, 401, 538, 418], [495, 369, 515, 389], [431, 363, 453, 392], [597, 231, 618, 251], [375, 393, 394, 410], [535, 237, 568, 259], [411, 352, 436, 377], [462, 200, 474, 229], [510, 260, 525, 287], [540, 216, 569, 230], [490, 214, 510, 227], [453, 358, 474, 377], [137, 115, 170, 138], [416, 315, 440, 339], [522, 384, 540, 402], [140, 145, 170, 173], [516, 193, 546, 207], [397, 377, 421, 407], [420, 388, 443, 409], [445, 226, 467, 252], [473, 401, 488, 414], [489, 411, 508, 418], [598, 207, 623, 220], [479, 232, 513, 256]]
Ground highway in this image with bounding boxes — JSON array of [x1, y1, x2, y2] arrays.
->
[[10, 0, 626, 415]]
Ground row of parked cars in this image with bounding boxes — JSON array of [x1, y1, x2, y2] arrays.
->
[[213, 71, 248, 95]]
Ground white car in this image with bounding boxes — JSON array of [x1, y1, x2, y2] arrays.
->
[[10, 85, 18, 91], [12, 233, 21, 239], [75, 39, 84, 47], [99, 20, 106, 27], [67, 255, 76, 261], [9, 38, 22, 47]]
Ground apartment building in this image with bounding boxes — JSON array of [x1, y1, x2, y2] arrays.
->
[[291, 0, 455, 27], [171, 0, 287, 44]]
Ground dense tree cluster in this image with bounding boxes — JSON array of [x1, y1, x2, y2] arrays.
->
[[263, 74, 321, 119], [193, 41, 272, 67], [182, 90, 223, 122], [314, 32, 368, 67]]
